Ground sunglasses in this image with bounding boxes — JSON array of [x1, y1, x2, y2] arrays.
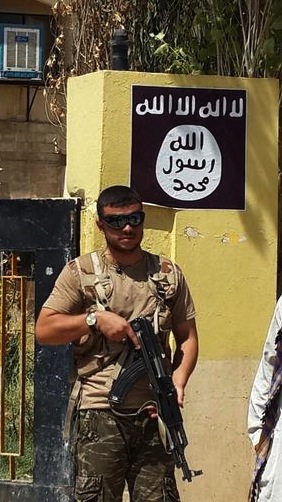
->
[[101, 210, 145, 230]]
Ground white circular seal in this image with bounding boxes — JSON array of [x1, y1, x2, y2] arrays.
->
[[156, 125, 222, 201]]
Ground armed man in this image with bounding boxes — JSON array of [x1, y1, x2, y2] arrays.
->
[[36, 184, 199, 502]]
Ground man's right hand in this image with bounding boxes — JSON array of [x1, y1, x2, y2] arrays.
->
[[95, 311, 140, 348], [36, 307, 139, 348]]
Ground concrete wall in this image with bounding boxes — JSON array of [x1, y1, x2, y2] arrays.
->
[[0, 85, 65, 198], [66, 70, 278, 501], [0, 0, 64, 199]]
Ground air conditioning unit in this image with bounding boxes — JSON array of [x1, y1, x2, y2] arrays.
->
[[0, 24, 43, 79]]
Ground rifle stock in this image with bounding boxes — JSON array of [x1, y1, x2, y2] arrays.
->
[[109, 316, 203, 482]]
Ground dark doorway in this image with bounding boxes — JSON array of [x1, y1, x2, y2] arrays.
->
[[0, 198, 80, 501]]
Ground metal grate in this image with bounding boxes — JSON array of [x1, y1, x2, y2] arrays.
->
[[5, 27, 40, 71], [0, 252, 34, 481]]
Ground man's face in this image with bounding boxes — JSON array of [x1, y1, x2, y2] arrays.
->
[[96, 203, 144, 254]]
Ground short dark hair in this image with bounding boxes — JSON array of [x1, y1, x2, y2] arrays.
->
[[97, 185, 143, 218]]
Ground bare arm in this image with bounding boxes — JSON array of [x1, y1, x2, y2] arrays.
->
[[35, 307, 90, 345], [171, 317, 198, 407], [35, 307, 139, 347]]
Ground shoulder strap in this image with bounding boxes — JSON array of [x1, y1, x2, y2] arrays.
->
[[75, 251, 110, 310], [146, 252, 161, 276], [147, 254, 177, 300], [145, 253, 178, 333], [90, 252, 110, 310]]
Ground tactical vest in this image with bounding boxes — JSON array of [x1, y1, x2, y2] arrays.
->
[[73, 250, 177, 373], [63, 250, 178, 439]]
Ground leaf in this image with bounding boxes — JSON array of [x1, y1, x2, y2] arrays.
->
[[154, 31, 166, 41], [153, 43, 169, 56], [263, 37, 275, 54], [179, 48, 187, 58], [210, 27, 224, 42], [271, 16, 282, 30]]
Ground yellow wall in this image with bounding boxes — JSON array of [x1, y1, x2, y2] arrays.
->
[[67, 71, 279, 501]]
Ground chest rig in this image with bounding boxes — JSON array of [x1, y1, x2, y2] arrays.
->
[[76, 250, 177, 324], [63, 250, 177, 439]]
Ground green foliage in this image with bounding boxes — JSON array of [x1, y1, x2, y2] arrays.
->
[[0, 277, 34, 480], [149, 33, 201, 75], [0, 329, 34, 480], [148, 0, 282, 79], [46, 0, 282, 133]]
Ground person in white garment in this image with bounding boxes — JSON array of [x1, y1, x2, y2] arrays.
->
[[248, 296, 282, 502]]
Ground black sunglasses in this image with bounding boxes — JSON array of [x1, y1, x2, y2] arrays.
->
[[101, 210, 145, 230]]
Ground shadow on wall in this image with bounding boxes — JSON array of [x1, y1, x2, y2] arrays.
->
[[238, 80, 279, 258], [144, 204, 175, 233]]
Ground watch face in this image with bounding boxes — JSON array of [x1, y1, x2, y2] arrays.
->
[[86, 312, 97, 327]]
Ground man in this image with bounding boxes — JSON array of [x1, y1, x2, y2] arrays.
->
[[36, 185, 198, 502], [248, 296, 282, 501]]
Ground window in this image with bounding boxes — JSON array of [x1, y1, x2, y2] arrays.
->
[[0, 13, 54, 80]]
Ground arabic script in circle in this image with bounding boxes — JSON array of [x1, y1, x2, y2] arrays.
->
[[156, 125, 222, 201]]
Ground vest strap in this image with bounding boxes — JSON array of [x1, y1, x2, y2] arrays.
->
[[63, 378, 82, 441], [91, 252, 109, 310]]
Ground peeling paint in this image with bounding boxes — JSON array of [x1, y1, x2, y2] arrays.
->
[[184, 226, 203, 238], [85, 198, 97, 214], [221, 232, 247, 244]]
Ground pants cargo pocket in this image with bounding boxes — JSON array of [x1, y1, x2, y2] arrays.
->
[[75, 474, 103, 502], [162, 476, 181, 502]]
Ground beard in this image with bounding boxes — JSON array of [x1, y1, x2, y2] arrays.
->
[[105, 229, 143, 255]]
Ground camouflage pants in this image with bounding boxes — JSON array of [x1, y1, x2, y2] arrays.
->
[[74, 408, 181, 502]]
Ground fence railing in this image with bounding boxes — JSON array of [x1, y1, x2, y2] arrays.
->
[[0, 252, 34, 481]]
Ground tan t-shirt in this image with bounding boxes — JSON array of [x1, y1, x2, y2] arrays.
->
[[44, 250, 195, 410]]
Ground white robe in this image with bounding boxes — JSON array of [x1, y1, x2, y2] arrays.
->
[[248, 296, 282, 501]]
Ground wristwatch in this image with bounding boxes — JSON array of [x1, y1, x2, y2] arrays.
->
[[85, 309, 97, 331]]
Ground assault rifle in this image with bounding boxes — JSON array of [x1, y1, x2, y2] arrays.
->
[[108, 316, 203, 482]]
